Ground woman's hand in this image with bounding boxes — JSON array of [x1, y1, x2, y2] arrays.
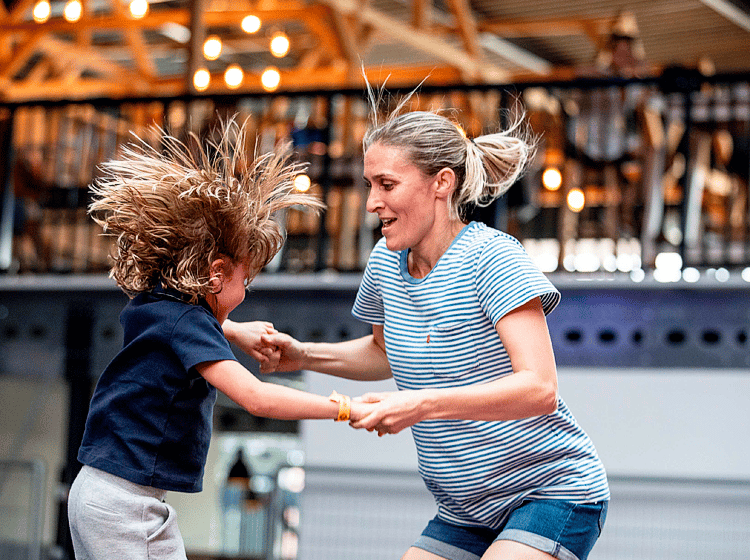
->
[[349, 390, 429, 436], [259, 331, 308, 372]]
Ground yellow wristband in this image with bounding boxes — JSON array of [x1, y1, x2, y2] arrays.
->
[[329, 391, 351, 422]]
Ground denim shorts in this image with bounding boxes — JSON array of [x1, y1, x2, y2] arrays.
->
[[413, 499, 608, 560]]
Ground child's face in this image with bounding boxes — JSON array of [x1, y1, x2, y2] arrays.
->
[[212, 259, 249, 323]]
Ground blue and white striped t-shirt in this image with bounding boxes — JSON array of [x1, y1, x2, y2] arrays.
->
[[352, 221, 610, 529]]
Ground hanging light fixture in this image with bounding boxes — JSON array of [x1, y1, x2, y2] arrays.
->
[[542, 167, 562, 191], [193, 68, 211, 92], [294, 174, 311, 193], [242, 15, 262, 34], [32, 0, 51, 23], [63, 0, 82, 22], [129, 0, 149, 19], [203, 35, 223, 61], [224, 64, 244, 89], [261, 66, 281, 92], [269, 31, 290, 58], [566, 188, 585, 213]]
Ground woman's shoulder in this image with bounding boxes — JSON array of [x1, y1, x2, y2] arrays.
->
[[462, 222, 526, 257]]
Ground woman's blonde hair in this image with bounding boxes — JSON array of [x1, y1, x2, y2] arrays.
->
[[89, 116, 323, 301], [362, 83, 535, 221]]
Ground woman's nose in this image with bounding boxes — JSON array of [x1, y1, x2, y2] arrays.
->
[[365, 188, 381, 213]]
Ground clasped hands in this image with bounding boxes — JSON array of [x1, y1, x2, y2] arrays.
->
[[223, 319, 419, 437]]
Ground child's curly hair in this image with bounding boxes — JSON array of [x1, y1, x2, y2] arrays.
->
[[89, 116, 323, 301]]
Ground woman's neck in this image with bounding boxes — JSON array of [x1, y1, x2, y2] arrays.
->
[[408, 220, 467, 279]]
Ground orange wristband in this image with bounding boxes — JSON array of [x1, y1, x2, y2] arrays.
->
[[329, 391, 351, 422]]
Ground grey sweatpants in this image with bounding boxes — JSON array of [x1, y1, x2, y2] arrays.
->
[[68, 466, 188, 560]]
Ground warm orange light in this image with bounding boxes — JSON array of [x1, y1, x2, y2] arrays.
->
[[32, 0, 51, 23], [193, 68, 210, 91], [224, 64, 244, 89], [294, 174, 311, 193], [203, 35, 222, 61], [261, 66, 281, 91], [63, 0, 82, 22], [567, 188, 585, 212], [242, 15, 262, 34], [542, 167, 562, 191], [129, 0, 149, 19], [269, 32, 290, 58]]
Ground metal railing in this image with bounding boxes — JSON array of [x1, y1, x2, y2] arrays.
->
[[0, 459, 46, 560], [1, 72, 749, 278]]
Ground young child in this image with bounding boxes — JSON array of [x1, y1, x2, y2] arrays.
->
[[68, 118, 365, 560]]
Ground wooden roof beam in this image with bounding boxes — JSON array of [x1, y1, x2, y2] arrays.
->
[[699, 0, 750, 32], [6, 0, 36, 22], [445, 0, 480, 57], [36, 35, 143, 85], [477, 16, 612, 40], [412, 0, 430, 29], [111, 0, 157, 80], [1, 63, 464, 101], [0, 30, 45, 81], [318, 0, 507, 82]]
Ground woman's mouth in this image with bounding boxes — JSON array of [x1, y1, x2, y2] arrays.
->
[[381, 218, 396, 228]]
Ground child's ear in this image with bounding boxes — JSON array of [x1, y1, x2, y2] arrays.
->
[[209, 258, 226, 293], [210, 258, 226, 276]]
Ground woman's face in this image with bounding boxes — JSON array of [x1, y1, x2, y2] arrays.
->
[[364, 142, 440, 252]]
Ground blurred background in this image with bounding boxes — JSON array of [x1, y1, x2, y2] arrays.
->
[[1, 1, 749, 559]]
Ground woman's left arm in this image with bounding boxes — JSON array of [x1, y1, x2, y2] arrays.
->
[[350, 297, 558, 435]]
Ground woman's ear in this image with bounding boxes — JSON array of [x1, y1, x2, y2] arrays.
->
[[434, 168, 457, 200]]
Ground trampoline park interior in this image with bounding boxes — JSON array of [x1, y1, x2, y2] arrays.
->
[[1, 1, 749, 559]]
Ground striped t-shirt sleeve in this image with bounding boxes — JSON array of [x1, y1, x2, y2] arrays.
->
[[352, 250, 385, 325], [475, 233, 560, 326]]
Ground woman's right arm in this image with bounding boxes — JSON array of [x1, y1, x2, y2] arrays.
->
[[229, 322, 392, 381]]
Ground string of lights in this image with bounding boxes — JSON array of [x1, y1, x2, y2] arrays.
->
[[29, 0, 289, 92]]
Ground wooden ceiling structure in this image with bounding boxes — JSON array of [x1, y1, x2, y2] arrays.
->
[[1, 0, 750, 102]]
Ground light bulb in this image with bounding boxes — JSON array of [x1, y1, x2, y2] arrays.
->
[[63, 0, 82, 22], [193, 68, 210, 91], [224, 65, 244, 89], [542, 167, 562, 191], [203, 35, 222, 61], [566, 188, 585, 212], [270, 32, 290, 58], [294, 174, 311, 192], [242, 15, 261, 34], [33, 0, 51, 23], [261, 66, 281, 91], [129, 0, 149, 19]]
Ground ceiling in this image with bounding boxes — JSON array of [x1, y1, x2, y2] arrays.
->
[[1, 0, 750, 102]]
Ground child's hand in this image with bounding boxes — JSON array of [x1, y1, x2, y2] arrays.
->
[[258, 331, 307, 372], [349, 391, 423, 437], [348, 400, 379, 426], [223, 320, 278, 365], [259, 345, 281, 374]]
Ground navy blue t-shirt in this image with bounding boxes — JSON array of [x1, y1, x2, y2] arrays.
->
[[78, 285, 237, 492]]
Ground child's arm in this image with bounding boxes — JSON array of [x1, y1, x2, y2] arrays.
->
[[222, 319, 280, 370], [196, 359, 372, 421]]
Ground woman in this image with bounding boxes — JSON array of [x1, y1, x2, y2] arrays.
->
[[231, 94, 609, 560]]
